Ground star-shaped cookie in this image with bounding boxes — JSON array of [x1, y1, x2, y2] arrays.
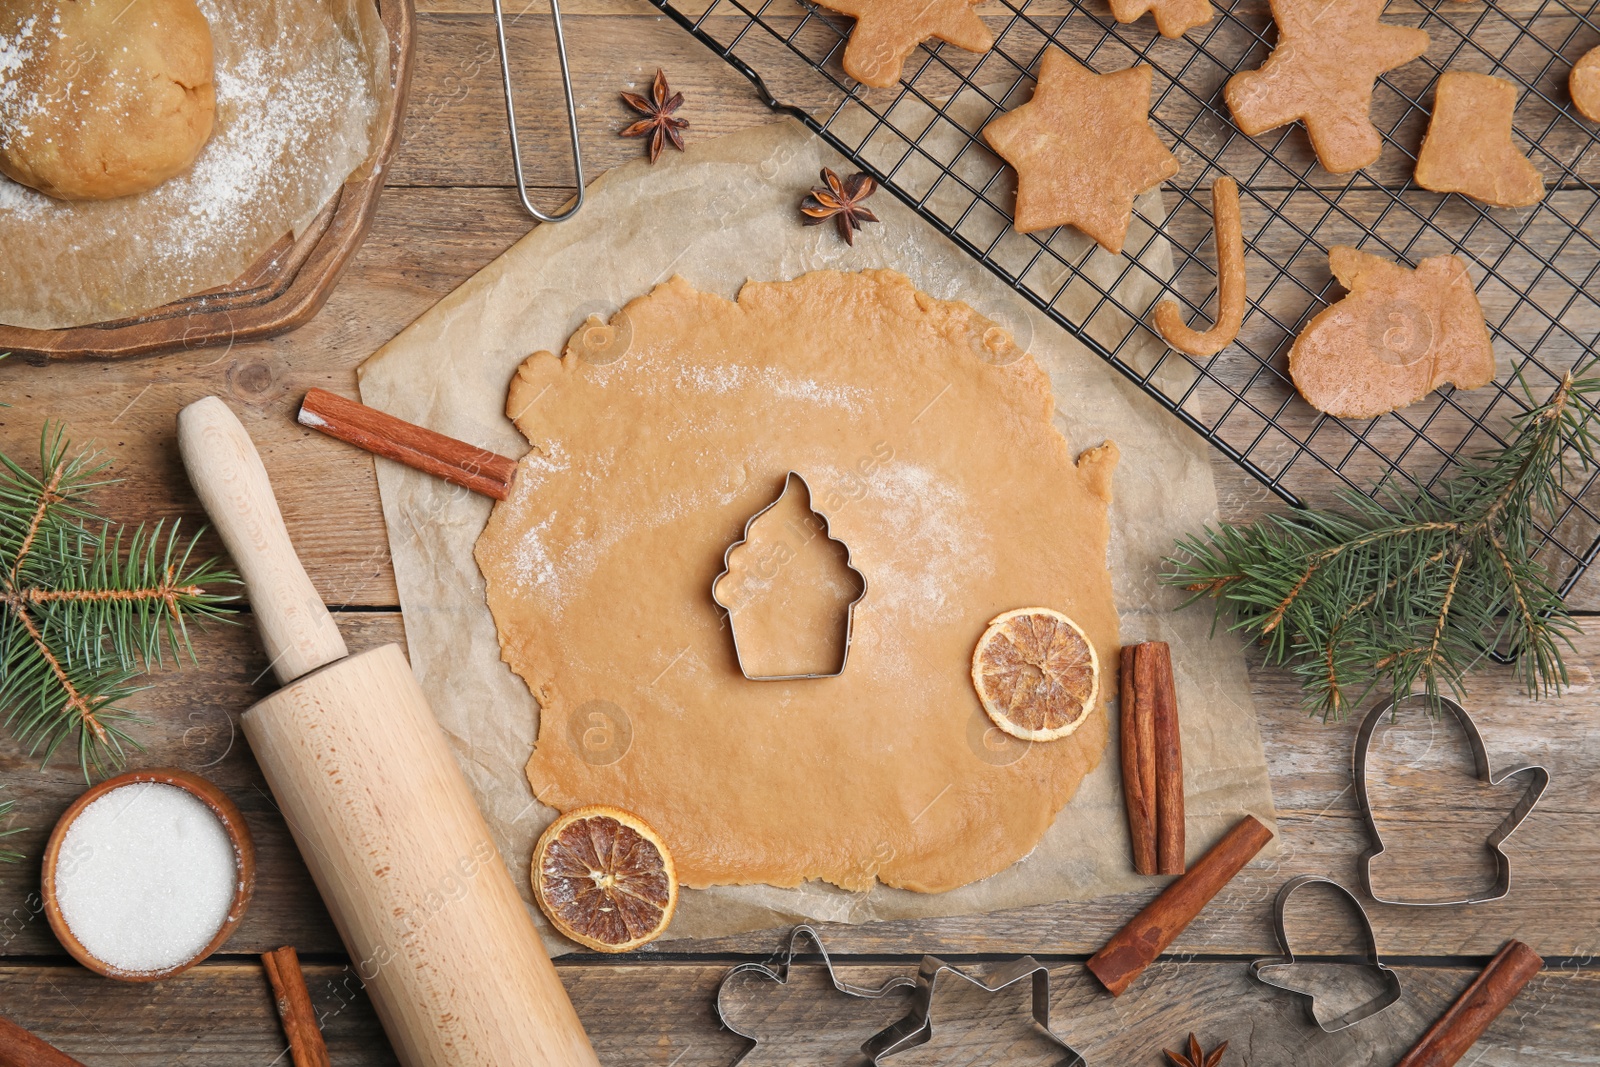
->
[[817, 0, 995, 89], [1110, 0, 1214, 38], [1224, 0, 1429, 174], [982, 49, 1179, 252]]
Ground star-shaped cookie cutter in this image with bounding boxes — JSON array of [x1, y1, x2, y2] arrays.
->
[[711, 471, 868, 681], [862, 955, 1086, 1067], [1250, 874, 1403, 1031], [715, 924, 916, 1065], [1355, 693, 1550, 906]]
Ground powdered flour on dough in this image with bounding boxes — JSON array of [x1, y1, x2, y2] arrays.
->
[[476, 269, 1121, 893]]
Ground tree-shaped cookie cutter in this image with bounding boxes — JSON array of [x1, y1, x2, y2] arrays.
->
[[715, 924, 916, 1064], [712, 471, 868, 681], [1355, 693, 1550, 906], [1250, 874, 1403, 1032], [862, 955, 1086, 1067]]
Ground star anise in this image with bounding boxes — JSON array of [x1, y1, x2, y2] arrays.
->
[[799, 167, 880, 245], [1165, 1033, 1228, 1067], [620, 69, 688, 163]]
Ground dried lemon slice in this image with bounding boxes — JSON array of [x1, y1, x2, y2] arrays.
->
[[532, 805, 678, 953], [971, 607, 1100, 741]]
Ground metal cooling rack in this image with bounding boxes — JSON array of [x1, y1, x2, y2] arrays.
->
[[647, 0, 1600, 596]]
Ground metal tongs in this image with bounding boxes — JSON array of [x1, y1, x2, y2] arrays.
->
[[492, 0, 585, 222]]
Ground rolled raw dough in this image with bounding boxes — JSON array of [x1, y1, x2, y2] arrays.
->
[[476, 268, 1122, 893]]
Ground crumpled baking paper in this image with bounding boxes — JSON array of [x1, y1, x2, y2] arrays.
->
[[358, 118, 1277, 954]]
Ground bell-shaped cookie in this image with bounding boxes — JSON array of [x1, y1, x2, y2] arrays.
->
[[1289, 246, 1495, 419], [1415, 72, 1545, 208]]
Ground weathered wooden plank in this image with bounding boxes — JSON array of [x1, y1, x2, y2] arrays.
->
[[387, 8, 1600, 190], [4, 185, 1593, 609], [0, 957, 1592, 1065], [1, 608, 1595, 960], [389, 12, 777, 190]]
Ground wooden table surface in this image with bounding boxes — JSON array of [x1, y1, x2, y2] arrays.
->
[[2, 1, 1597, 1063]]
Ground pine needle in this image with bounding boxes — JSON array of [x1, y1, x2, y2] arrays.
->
[[1164, 361, 1598, 719], [0, 424, 238, 777], [0, 788, 20, 864]]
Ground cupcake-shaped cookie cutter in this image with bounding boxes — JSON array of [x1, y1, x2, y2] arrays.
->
[[712, 471, 868, 681]]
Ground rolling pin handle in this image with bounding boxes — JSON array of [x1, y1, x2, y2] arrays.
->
[[178, 397, 348, 685]]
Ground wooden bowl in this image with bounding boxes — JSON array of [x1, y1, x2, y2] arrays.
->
[[0, 0, 415, 363], [41, 768, 256, 982]]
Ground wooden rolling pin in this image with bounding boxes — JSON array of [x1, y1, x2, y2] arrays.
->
[[178, 397, 598, 1067]]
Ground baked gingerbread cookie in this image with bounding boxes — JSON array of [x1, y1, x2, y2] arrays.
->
[[816, 0, 994, 89], [1572, 47, 1600, 122], [1225, 0, 1428, 174], [1110, 0, 1214, 38], [982, 49, 1179, 253], [1290, 246, 1495, 419], [1415, 72, 1543, 208]]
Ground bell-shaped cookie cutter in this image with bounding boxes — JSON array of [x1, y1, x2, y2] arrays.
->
[[715, 924, 917, 1065], [1354, 693, 1550, 906], [863, 955, 1086, 1067], [712, 471, 868, 681], [1250, 874, 1403, 1031]]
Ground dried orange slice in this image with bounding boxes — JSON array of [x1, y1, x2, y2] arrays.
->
[[971, 607, 1100, 741], [532, 805, 678, 953]]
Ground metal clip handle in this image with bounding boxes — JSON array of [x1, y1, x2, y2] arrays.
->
[[492, 0, 585, 222]]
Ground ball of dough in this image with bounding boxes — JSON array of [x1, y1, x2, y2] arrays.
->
[[0, 0, 215, 201]]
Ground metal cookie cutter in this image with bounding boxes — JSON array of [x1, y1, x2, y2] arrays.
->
[[1251, 875, 1403, 1032], [712, 471, 868, 681], [491, 0, 584, 222], [715, 924, 916, 1065], [1355, 693, 1550, 906], [863, 955, 1086, 1067]]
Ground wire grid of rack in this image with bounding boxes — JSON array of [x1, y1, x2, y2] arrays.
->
[[647, 0, 1600, 596]]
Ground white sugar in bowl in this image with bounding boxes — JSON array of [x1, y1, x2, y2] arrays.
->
[[42, 769, 255, 981]]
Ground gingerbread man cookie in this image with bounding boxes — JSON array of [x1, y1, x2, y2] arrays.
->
[[1109, 0, 1214, 38], [1289, 247, 1495, 419], [1571, 47, 1600, 122], [982, 49, 1179, 253], [816, 0, 994, 89], [1414, 72, 1543, 208], [1225, 0, 1428, 174]]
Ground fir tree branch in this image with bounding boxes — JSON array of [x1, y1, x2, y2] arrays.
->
[[0, 424, 238, 776], [0, 788, 21, 864], [1165, 360, 1598, 718]]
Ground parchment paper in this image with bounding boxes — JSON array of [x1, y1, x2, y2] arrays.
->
[[0, 0, 391, 329], [359, 119, 1277, 953]]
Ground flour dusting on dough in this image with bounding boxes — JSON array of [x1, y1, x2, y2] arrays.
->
[[476, 269, 1119, 894]]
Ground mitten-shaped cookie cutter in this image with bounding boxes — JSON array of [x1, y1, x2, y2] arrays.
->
[[1250, 874, 1403, 1031], [863, 955, 1086, 1067], [1355, 693, 1549, 906]]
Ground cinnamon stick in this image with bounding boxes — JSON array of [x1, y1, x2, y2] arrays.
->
[[0, 1014, 85, 1067], [1087, 814, 1274, 996], [298, 387, 518, 500], [262, 945, 332, 1067], [1119, 645, 1158, 875], [1394, 940, 1544, 1067], [1145, 642, 1185, 875]]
